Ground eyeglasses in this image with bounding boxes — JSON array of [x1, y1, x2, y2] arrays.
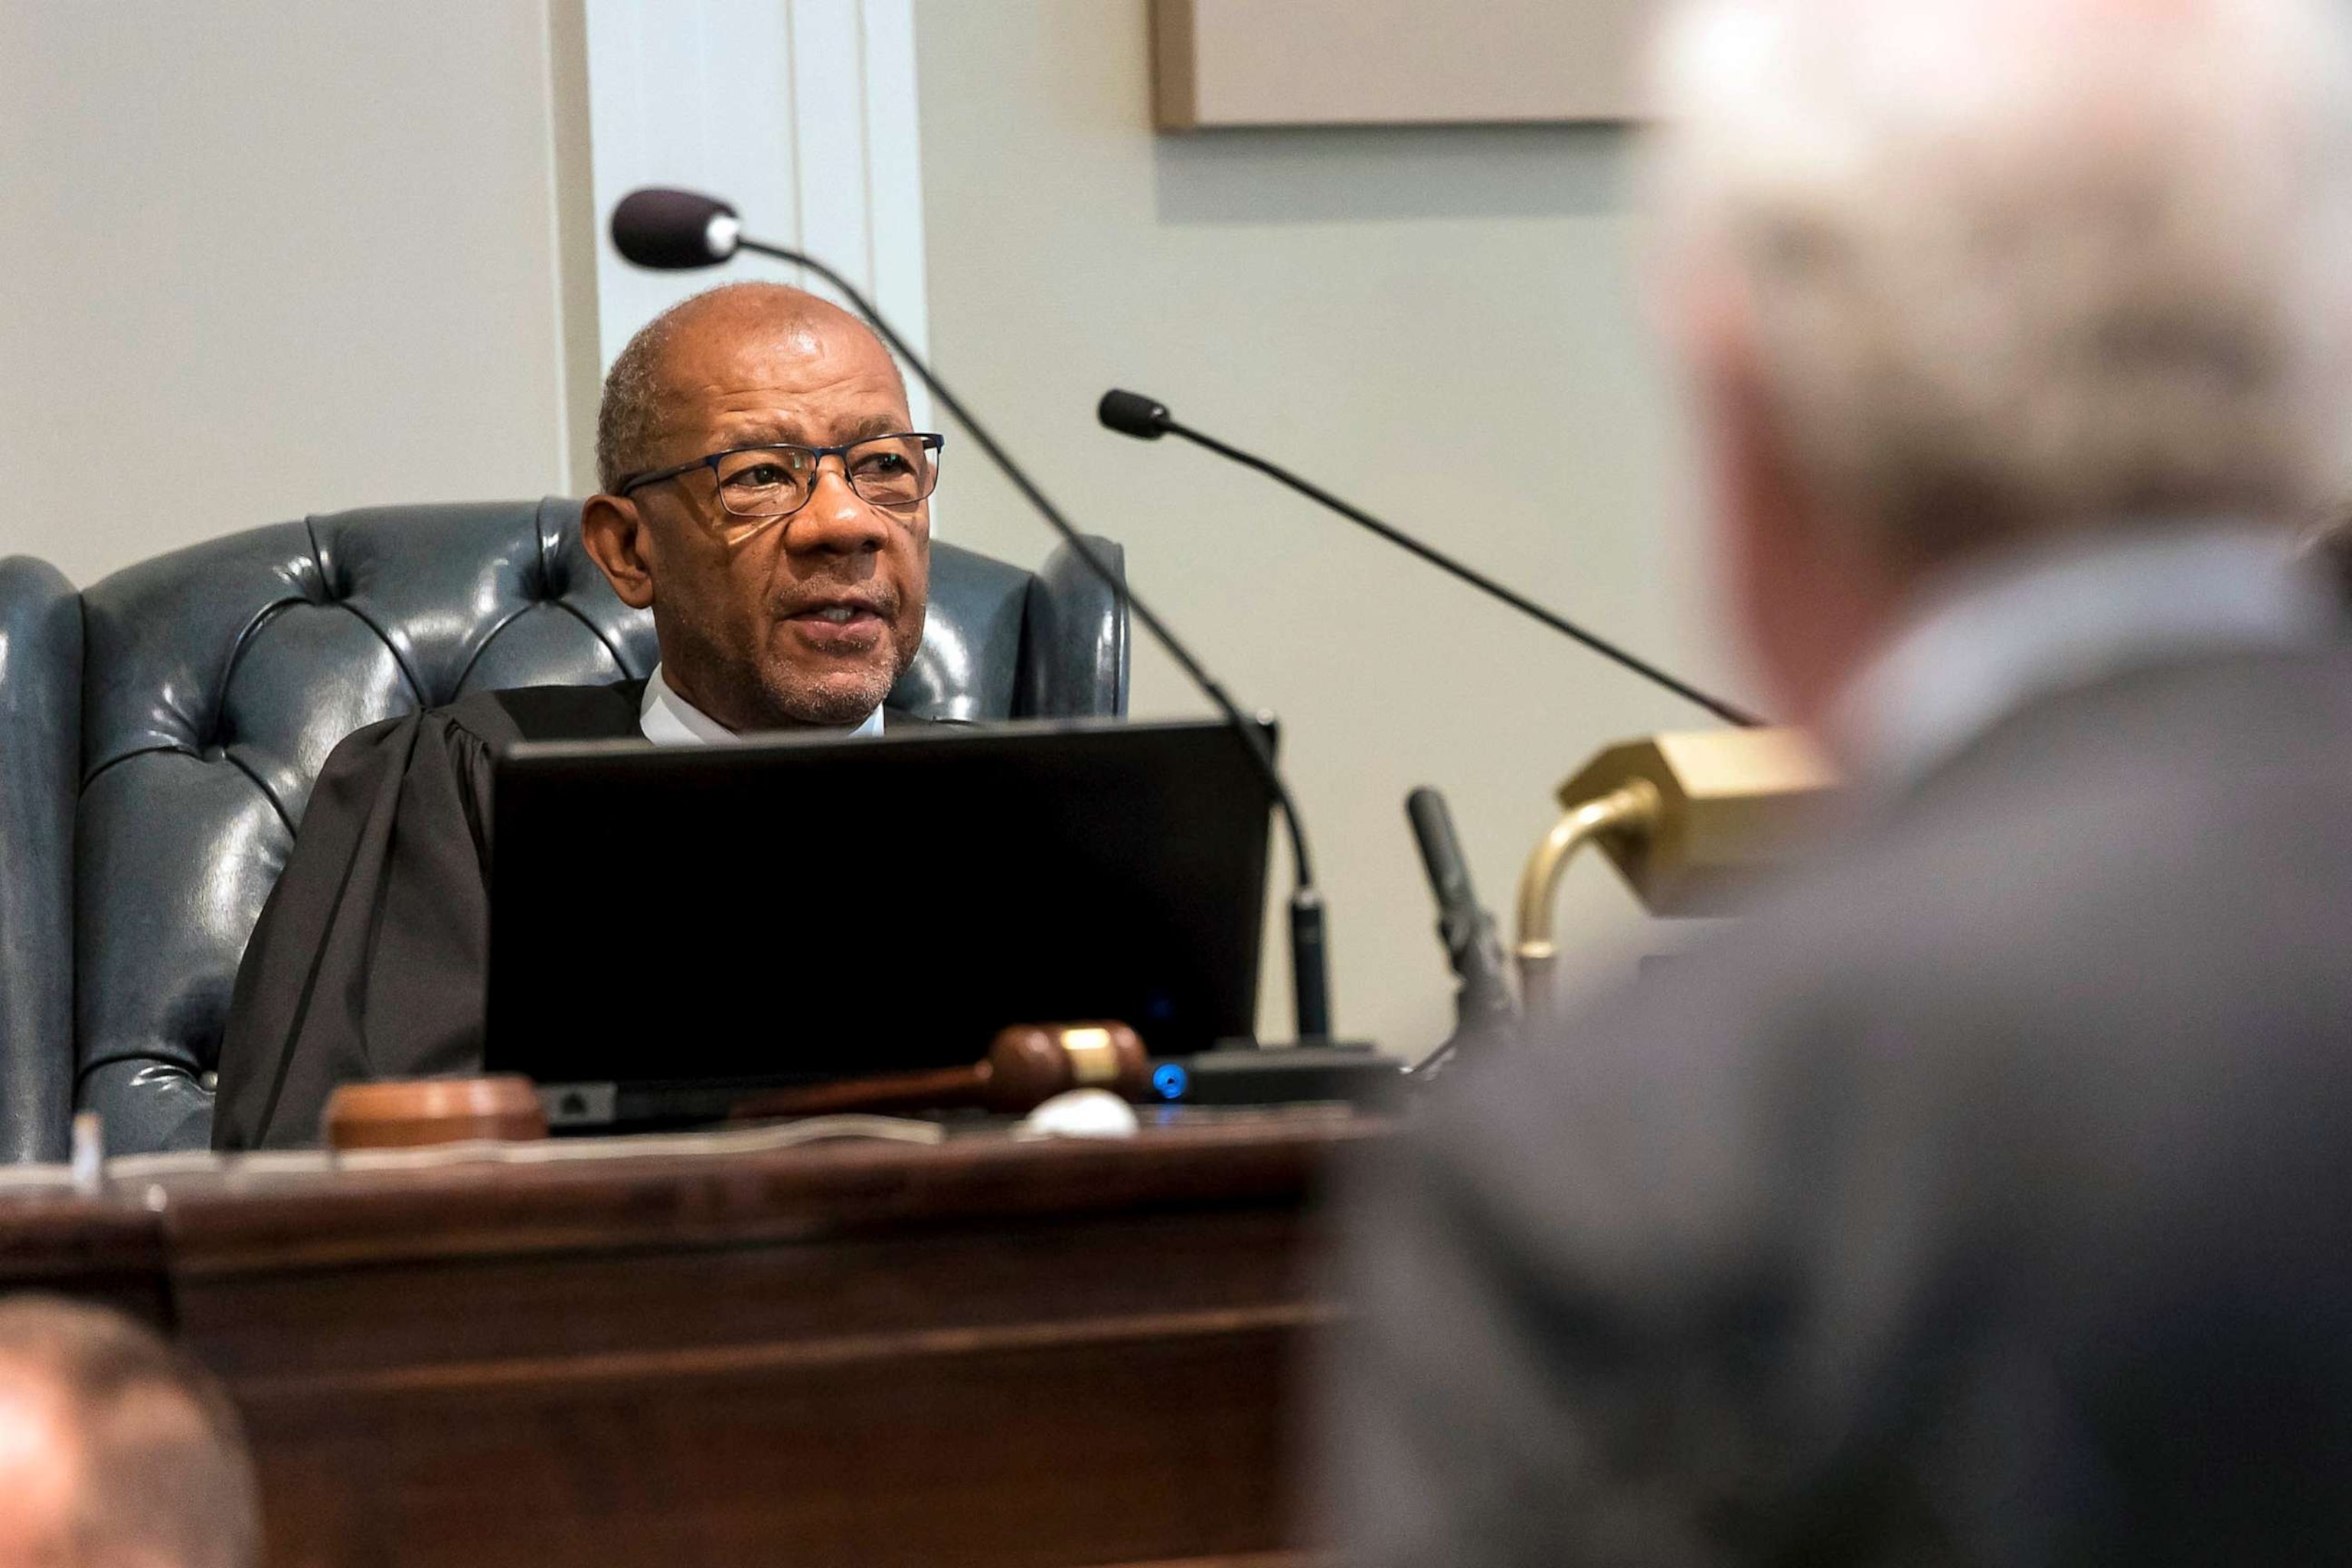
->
[[616, 433, 946, 524]]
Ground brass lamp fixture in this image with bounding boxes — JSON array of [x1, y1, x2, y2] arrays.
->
[[1514, 729, 1839, 1008]]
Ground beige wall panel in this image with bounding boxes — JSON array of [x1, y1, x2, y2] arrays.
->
[[918, 1, 1748, 1054], [0, 0, 595, 588], [1153, 0, 1655, 129]]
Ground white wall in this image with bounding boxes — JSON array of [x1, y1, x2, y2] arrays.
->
[[913, 0, 1753, 1052], [582, 0, 933, 436], [0, 0, 599, 588]]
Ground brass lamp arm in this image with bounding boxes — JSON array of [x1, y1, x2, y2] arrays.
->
[[1513, 781, 1661, 1004]]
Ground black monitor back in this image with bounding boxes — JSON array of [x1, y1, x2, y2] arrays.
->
[[485, 717, 1272, 1115]]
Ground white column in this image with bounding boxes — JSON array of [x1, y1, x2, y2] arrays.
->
[[582, 0, 933, 432]]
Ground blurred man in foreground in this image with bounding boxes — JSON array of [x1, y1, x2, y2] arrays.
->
[[1325, 0, 2352, 1561], [0, 1296, 257, 1568]]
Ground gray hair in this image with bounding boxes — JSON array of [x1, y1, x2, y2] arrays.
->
[[593, 300, 682, 494], [1645, 0, 2352, 566]]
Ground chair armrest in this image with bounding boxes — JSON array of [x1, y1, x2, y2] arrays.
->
[[78, 1060, 214, 1155], [0, 558, 80, 1163]]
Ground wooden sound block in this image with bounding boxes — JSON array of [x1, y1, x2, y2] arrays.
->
[[324, 1076, 549, 1151]]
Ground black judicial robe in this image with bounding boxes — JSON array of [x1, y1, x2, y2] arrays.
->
[[211, 681, 929, 1151]]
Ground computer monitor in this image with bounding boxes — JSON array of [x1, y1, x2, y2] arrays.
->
[[485, 717, 1274, 1129]]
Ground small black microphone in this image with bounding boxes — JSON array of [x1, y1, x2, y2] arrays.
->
[[1403, 787, 1517, 1079], [611, 188, 743, 270], [1096, 390, 1172, 441], [610, 189, 1342, 1046], [1097, 388, 1762, 729]]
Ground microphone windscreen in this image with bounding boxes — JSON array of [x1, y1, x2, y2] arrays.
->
[[1406, 787, 1475, 906], [1097, 389, 1171, 439], [611, 188, 740, 270]]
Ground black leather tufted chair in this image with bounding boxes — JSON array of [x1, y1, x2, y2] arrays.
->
[[0, 499, 1128, 1161]]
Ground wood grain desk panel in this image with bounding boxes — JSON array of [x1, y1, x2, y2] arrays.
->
[[0, 1193, 169, 1326], [51, 1115, 1387, 1568]]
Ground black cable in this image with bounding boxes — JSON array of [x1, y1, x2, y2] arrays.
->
[[736, 240, 1333, 1035], [1163, 418, 1762, 730]]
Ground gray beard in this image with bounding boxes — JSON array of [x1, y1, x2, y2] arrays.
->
[[757, 667, 896, 726]]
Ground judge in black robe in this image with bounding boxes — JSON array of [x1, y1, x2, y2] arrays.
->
[[212, 280, 947, 1148], [214, 682, 637, 1149], [211, 682, 936, 1149]]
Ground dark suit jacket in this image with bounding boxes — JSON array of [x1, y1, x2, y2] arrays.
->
[[1325, 645, 2352, 1566]]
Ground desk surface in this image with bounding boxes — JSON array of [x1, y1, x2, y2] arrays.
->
[[0, 1110, 1389, 1568]]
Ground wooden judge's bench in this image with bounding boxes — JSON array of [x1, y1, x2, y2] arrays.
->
[[0, 1110, 1387, 1568]]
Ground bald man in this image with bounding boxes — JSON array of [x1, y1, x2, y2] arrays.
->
[[211, 284, 945, 1149], [0, 1296, 259, 1568], [1325, 0, 2352, 1562]]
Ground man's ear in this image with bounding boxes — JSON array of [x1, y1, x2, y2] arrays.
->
[[580, 493, 655, 611], [1684, 276, 1901, 729]]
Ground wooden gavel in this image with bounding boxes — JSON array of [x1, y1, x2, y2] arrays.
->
[[729, 1022, 1152, 1122]]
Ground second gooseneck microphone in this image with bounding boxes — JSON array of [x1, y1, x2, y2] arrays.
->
[[1403, 786, 1517, 1079], [609, 188, 1338, 1044], [1098, 390, 1761, 729]]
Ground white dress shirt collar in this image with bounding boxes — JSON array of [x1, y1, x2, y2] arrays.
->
[[1828, 521, 2338, 794], [638, 663, 885, 746]]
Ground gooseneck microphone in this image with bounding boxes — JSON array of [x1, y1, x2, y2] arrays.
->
[[1403, 787, 1517, 1079], [609, 188, 1337, 1043], [1097, 389, 1762, 729]]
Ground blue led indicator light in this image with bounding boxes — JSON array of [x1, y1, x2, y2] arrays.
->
[[1152, 1063, 1189, 1101]]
